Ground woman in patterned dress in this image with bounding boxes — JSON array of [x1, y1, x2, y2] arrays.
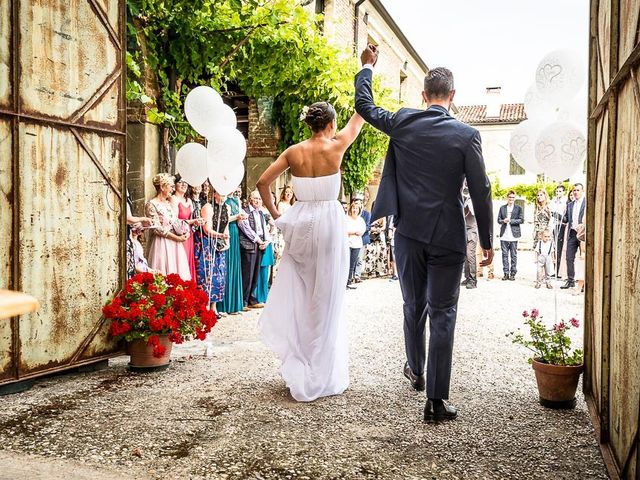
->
[[194, 189, 230, 314], [364, 216, 388, 278], [532, 189, 552, 243]]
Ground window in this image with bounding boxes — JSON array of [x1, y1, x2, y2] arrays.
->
[[509, 154, 525, 175], [315, 0, 325, 14]]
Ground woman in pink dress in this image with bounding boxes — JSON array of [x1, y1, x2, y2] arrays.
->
[[145, 173, 191, 280], [171, 175, 202, 281]]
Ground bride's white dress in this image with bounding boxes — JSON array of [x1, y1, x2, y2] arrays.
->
[[260, 172, 349, 402]]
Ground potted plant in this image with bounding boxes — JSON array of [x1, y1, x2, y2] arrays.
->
[[103, 272, 217, 371], [508, 308, 584, 409]]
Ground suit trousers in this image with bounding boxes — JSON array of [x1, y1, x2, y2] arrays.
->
[[500, 241, 518, 276], [464, 228, 478, 281], [394, 232, 465, 400], [554, 224, 566, 276], [241, 248, 264, 306], [565, 229, 579, 282]]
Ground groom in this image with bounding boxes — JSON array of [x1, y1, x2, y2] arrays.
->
[[355, 45, 494, 422]]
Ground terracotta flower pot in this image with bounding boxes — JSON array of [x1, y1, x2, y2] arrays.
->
[[532, 358, 584, 409], [127, 334, 172, 372]]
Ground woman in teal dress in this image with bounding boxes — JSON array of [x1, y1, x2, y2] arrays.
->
[[252, 205, 277, 304], [217, 187, 246, 314]]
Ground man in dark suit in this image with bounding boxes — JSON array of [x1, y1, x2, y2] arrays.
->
[[497, 191, 524, 280], [561, 183, 586, 289], [355, 45, 493, 422]]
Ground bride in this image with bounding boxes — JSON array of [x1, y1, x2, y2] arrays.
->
[[256, 102, 364, 402]]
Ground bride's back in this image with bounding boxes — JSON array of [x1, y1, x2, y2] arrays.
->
[[287, 138, 342, 178]]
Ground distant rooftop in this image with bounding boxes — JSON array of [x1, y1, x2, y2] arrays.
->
[[456, 104, 527, 125]]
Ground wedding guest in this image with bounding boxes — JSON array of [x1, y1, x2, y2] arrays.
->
[[171, 174, 202, 281], [354, 194, 371, 282], [532, 189, 552, 243], [131, 226, 159, 274], [194, 189, 230, 314], [549, 184, 567, 278], [201, 180, 212, 204], [253, 195, 277, 303], [557, 188, 575, 279], [386, 215, 398, 281], [364, 214, 388, 278], [218, 186, 247, 315], [346, 199, 366, 289], [561, 183, 586, 290], [497, 190, 523, 281], [125, 158, 152, 278], [238, 190, 271, 310], [534, 229, 554, 289], [573, 224, 586, 295], [188, 183, 204, 219], [145, 173, 191, 279], [277, 185, 295, 215], [461, 185, 478, 289]]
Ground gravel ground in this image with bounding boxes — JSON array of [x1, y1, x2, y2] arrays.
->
[[0, 252, 607, 480]]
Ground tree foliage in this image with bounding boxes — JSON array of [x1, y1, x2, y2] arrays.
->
[[126, 0, 396, 192], [490, 177, 572, 203]]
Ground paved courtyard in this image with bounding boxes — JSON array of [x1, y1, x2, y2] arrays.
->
[[0, 252, 607, 480]]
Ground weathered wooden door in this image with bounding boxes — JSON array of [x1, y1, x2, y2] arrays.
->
[[0, 0, 125, 384], [585, 0, 640, 478]]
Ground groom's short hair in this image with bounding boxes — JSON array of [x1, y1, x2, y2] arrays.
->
[[424, 67, 454, 100]]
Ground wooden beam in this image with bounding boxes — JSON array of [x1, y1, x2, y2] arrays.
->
[[590, 41, 640, 120]]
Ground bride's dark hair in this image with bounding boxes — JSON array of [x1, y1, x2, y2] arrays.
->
[[304, 102, 336, 132]]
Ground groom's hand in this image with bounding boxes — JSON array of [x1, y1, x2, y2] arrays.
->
[[479, 248, 494, 267], [360, 44, 378, 67]]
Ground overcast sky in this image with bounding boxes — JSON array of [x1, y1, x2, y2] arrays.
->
[[379, 0, 590, 106]]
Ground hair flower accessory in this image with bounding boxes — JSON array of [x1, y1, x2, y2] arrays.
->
[[299, 105, 309, 121]]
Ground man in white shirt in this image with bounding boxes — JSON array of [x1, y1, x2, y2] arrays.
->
[[561, 183, 586, 289], [497, 191, 524, 281]]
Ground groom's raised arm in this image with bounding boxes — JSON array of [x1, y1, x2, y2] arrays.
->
[[354, 46, 396, 135]]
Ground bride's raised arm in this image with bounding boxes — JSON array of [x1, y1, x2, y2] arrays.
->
[[256, 149, 290, 220], [333, 112, 365, 153]]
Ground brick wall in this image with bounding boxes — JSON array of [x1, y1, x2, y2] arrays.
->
[[247, 98, 279, 159]]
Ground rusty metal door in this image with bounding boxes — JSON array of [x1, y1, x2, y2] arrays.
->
[[0, 0, 125, 384], [585, 0, 640, 478]]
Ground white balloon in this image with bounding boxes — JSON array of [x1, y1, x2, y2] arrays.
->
[[184, 86, 223, 138], [175, 143, 209, 186], [535, 50, 586, 107], [509, 119, 547, 174], [208, 104, 237, 130], [206, 127, 247, 165], [557, 91, 588, 134], [535, 121, 586, 181], [524, 84, 556, 120], [209, 162, 245, 196]]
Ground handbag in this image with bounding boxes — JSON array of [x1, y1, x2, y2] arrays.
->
[[172, 220, 189, 236]]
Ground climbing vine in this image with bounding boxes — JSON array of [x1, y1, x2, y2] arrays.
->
[[126, 0, 395, 190]]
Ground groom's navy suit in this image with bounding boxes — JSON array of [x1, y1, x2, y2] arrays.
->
[[355, 67, 493, 400]]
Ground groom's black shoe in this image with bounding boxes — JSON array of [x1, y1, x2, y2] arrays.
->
[[403, 362, 426, 391], [423, 399, 458, 423]]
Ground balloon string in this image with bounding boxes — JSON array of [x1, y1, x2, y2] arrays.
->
[[202, 199, 225, 307]]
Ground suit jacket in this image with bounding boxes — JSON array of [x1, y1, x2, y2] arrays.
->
[[355, 68, 493, 254], [562, 198, 586, 232], [238, 207, 267, 252], [497, 204, 524, 238]]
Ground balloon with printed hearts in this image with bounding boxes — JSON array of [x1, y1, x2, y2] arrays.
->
[[535, 50, 586, 107], [509, 119, 547, 174], [524, 84, 556, 120], [208, 161, 245, 196], [535, 121, 586, 181]]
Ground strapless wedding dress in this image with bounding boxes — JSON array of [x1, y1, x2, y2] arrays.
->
[[259, 172, 349, 401]]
